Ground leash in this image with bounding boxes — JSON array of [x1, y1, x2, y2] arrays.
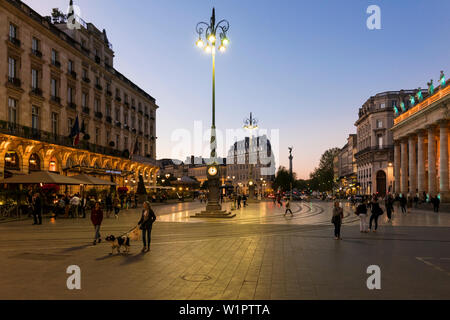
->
[[119, 225, 138, 237]]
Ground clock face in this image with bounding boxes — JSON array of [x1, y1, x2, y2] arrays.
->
[[208, 166, 218, 176]]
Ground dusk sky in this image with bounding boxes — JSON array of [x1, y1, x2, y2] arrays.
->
[[24, 0, 450, 179]]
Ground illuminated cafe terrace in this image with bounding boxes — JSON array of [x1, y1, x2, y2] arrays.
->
[[392, 72, 450, 201]]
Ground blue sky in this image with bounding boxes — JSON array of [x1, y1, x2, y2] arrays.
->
[[24, 0, 450, 178]]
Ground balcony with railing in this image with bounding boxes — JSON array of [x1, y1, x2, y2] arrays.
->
[[69, 71, 77, 79], [9, 36, 21, 47], [82, 77, 91, 84], [68, 102, 76, 110], [31, 87, 42, 96], [95, 84, 103, 91], [31, 49, 42, 58], [94, 111, 103, 119], [354, 145, 393, 158], [0, 120, 128, 159], [51, 60, 61, 68], [51, 96, 61, 104], [82, 106, 90, 114], [7, 77, 21, 88]]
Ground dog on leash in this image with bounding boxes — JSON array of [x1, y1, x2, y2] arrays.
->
[[105, 235, 130, 255]]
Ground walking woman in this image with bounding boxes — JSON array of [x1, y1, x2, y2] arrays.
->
[[369, 197, 383, 232], [91, 202, 103, 245], [355, 201, 368, 233], [138, 201, 156, 253], [284, 199, 293, 216], [331, 201, 344, 240], [113, 196, 120, 219], [385, 194, 394, 223]]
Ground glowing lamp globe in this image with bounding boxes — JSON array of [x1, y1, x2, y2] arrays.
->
[[196, 39, 204, 48]]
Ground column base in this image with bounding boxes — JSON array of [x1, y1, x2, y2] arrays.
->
[[192, 210, 236, 218]]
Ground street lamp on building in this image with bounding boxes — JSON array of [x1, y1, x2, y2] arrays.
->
[[193, 8, 234, 218]]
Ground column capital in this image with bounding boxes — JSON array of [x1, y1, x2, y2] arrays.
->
[[415, 128, 426, 137], [437, 119, 449, 128]]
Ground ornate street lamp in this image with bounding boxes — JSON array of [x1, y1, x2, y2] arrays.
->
[[243, 112, 258, 202], [193, 8, 234, 218]]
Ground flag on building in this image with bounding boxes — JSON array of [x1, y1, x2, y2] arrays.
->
[[130, 137, 139, 159], [69, 115, 80, 146]]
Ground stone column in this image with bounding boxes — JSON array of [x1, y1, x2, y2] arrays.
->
[[439, 121, 449, 200], [417, 130, 426, 194], [394, 142, 401, 194], [408, 135, 417, 195], [400, 139, 408, 195], [427, 125, 437, 196]]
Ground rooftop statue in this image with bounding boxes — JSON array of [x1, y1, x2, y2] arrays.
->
[[409, 95, 415, 107], [400, 101, 406, 112], [415, 88, 423, 102], [393, 104, 399, 115], [440, 71, 446, 88], [427, 79, 434, 95]]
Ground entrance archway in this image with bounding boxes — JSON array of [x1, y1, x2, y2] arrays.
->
[[376, 170, 387, 196]]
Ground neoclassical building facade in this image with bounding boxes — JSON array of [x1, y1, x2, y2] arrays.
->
[[0, 0, 159, 189], [392, 78, 449, 201]]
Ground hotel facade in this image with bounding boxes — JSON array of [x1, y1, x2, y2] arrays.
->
[[392, 76, 450, 201], [0, 0, 159, 189]]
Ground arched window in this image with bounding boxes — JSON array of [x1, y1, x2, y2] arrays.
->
[[49, 156, 58, 172], [4, 152, 19, 170], [29, 153, 41, 172]]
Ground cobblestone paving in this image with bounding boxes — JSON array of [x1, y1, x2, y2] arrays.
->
[[0, 201, 448, 300]]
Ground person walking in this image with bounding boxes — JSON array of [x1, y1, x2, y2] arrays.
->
[[331, 201, 344, 240], [355, 201, 368, 233], [105, 193, 112, 218], [237, 194, 242, 209], [113, 196, 120, 219], [90, 202, 103, 245], [126, 194, 132, 210], [32, 192, 42, 225], [407, 193, 413, 213], [243, 194, 247, 207], [400, 195, 407, 214], [284, 199, 293, 216], [385, 194, 394, 223], [369, 197, 383, 232], [432, 195, 440, 212], [138, 201, 157, 253], [134, 193, 138, 208], [69, 194, 81, 218]]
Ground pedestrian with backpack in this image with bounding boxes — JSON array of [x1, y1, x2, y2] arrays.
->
[[355, 201, 368, 233], [369, 197, 383, 232]]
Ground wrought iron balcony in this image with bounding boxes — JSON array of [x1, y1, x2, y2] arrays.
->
[[68, 102, 77, 110], [82, 77, 91, 84], [106, 90, 112, 97], [94, 111, 103, 119], [95, 55, 101, 64], [9, 36, 21, 47], [52, 60, 61, 68], [31, 49, 42, 58], [82, 107, 90, 114], [115, 96, 122, 102], [69, 71, 77, 79], [95, 84, 103, 91], [0, 120, 127, 159], [31, 87, 42, 96], [8, 77, 21, 87], [106, 116, 112, 123], [51, 96, 61, 104], [115, 121, 121, 128]]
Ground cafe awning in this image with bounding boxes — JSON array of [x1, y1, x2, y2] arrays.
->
[[0, 171, 84, 185], [69, 173, 116, 186]]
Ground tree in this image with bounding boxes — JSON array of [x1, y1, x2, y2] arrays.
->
[[273, 166, 295, 192], [309, 148, 340, 192], [51, 8, 67, 24], [136, 175, 147, 195]]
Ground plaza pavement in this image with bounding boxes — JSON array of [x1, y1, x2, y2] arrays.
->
[[0, 200, 449, 300]]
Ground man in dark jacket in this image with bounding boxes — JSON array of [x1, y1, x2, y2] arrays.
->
[[138, 201, 157, 253], [32, 193, 42, 225]]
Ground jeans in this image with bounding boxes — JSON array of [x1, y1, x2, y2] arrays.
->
[[386, 208, 392, 220], [285, 209, 292, 215], [333, 222, 341, 238], [369, 214, 379, 230], [359, 213, 367, 232], [94, 224, 101, 240], [142, 227, 152, 248]]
